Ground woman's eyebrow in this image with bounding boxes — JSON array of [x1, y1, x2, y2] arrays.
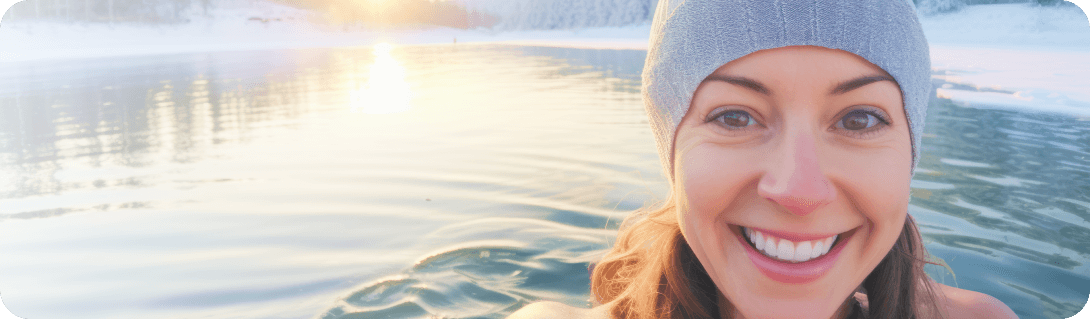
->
[[701, 75, 770, 95], [830, 75, 896, 95], [702, 74, 896, 96]]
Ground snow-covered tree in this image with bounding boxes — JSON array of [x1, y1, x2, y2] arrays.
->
[[914, 0, 968, 15], [5, 0, 1056, 29], [5, 0, 207, 23], [913, 0, 1045, 15], [455, 0, 660, 30]]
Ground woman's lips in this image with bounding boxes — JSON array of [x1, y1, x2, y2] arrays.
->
[[734, 225, 856, 284]]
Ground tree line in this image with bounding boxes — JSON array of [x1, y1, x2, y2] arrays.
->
[[4, 0, 213, 24], [2, 0, 1072, 28], [279, 0, 498, 28], [1, 0, 498, 28]]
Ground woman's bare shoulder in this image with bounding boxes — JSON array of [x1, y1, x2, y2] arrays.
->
[[932, 282, 1019, 319], [505, 301, 612, 319]]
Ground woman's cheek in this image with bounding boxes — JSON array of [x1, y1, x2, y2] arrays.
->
[[828, 145, 912, 259], [676, 143, 763, 231], [826, 140, 912, 202], [678, 146, 731, 212]]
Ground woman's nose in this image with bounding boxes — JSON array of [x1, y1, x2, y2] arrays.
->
[[756, 131, 837, 217]]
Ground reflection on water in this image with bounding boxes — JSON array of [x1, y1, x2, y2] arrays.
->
[[0, 51, 323, 202], [352, 43, 413, 114], [0, 45, 1086, 319], [0, 45, 657, 319]]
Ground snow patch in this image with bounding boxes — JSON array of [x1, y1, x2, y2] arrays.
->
[[930, 44, 1090, 117]]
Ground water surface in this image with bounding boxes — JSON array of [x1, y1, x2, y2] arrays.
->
[[0, 44, 1086, 319]]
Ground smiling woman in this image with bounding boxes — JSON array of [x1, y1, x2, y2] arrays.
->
[[505, 0, 1024, 319], [679, 47, 912, 296], [670, 46, 925, 319]]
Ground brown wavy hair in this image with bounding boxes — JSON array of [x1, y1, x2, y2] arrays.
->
[[590, 195, 948, 319]]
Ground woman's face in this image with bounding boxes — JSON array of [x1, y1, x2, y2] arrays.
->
[[674, 45, 913, 319]]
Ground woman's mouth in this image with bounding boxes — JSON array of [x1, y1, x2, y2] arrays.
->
[[741, 227, 840, 263], [733, 225, 857, 284]]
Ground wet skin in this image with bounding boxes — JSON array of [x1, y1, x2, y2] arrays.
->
[[673, 45, 912, 319]]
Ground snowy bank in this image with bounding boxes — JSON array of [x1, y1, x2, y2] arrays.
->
[[1, 2, 1088, 117], [919, 3, 1090, 117]]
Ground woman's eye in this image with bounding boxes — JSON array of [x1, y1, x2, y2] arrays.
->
[[713, 110, 757, 129], [837, 110, 885, 131]]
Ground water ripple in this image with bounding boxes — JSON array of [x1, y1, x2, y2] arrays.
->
[[319, 218, 611, 319]]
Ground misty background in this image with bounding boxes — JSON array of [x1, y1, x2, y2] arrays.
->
[[1, 0, 1077, 31]]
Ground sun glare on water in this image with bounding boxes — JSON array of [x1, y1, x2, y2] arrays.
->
[[352, 43, 412, 114]]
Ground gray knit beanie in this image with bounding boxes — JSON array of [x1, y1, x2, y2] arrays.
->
[[644, 0, 931, 181]]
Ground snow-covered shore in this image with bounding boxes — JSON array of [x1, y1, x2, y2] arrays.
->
[[920, 3, 1090, 117], [1, 2, 1088, 117]]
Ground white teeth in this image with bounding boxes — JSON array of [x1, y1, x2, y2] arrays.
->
[[794, 241, 813, 262], [764, 237, 777, 256], [777, 239, 794, 261], [810, 241, 825, 259], [743, 227, 840, 263]]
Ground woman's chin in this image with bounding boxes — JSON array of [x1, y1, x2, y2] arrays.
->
[[727, 293, 848, 319]]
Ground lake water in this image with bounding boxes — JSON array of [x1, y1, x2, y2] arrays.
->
[[0, 44, 1086, 319]]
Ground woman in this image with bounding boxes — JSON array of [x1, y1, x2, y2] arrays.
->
[[510, 0, 1019, 318]]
